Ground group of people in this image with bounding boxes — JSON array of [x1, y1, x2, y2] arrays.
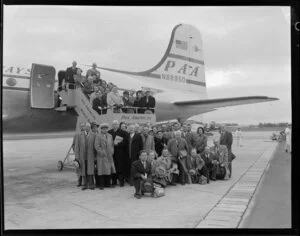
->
[[58, 61, 156, 114], [72, 120, 235, 199]]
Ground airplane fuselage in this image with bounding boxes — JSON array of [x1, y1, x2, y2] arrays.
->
[[2, 87, 206, 133]]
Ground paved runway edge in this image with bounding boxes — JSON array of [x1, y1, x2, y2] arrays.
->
[[195, 142, 278, 228]]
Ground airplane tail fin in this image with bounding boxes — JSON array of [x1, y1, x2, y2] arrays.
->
[[93, 24, 207, 97]]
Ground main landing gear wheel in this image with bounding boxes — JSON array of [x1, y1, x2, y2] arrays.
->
[[57, 161, 63, 171]]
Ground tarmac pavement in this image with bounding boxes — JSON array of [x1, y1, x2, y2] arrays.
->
[[3, 131, 280, 229], [238, 141, 291, 228]]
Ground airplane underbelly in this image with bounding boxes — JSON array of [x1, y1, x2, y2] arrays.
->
[[3, 89, 77, 134]]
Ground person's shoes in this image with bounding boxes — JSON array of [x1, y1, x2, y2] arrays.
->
[[170, 182, 176, 186], [111, 184, 116, 188], [89, 185, 95, 190], [99, 186, 104, 190], [81, 185, 87, 190], [134, 193, 141, 199], [211, 177, 216, 181], [77, 177, 82, 187], [180, 182, 186, 185]]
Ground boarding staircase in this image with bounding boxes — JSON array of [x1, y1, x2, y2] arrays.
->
[[58, 87, 156, 132], [29, 63, 156, 170]]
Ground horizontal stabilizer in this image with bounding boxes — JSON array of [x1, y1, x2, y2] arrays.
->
[[174, 96, 279, 109]]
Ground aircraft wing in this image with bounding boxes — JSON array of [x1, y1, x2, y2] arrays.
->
[[174, 96, 279, 111]]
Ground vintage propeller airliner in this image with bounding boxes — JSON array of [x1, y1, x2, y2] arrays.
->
[[2, 24, 278, 134]]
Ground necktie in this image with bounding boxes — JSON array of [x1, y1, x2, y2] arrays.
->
[[143, 161, 146, 169]]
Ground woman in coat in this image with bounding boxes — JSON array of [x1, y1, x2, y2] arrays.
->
[[94, 123, 116, 189]]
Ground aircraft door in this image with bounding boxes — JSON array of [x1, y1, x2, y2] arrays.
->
[[30, 64, 56, 109]]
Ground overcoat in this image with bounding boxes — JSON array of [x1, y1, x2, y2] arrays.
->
[[186, 154, 205, 171], [167, 138, 189, 161], [154, 136, 168, 157], [65, 66, 77, 89], [194, 134, 207, 154], [210, 144, 230, 179], [220, 131, 233, 161], [129, 132, 144, 162], [184, 131, 198, 151], [72, 132, 96, 176], [94, 133, 116, 175], [108, 128, 129, 174]]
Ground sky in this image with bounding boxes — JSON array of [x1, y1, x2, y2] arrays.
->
[[3, 6, 291, 125]]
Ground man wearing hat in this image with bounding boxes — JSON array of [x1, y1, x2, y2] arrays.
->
[[73, 122, 97, 190], [91, 122, 99, 134], [140, 89, 156, 113], [95, 123, 116, 189]]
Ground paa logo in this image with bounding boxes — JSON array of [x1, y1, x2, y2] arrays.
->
[[164, 60, 201, 77]]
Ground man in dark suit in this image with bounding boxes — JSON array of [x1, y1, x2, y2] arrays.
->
[[128, 123, 143, 165], [108, 120, 129, 187], [140, 90, 156, 113], [65, 61, 78, 90], [92, 92, 103, 115], [131, 150, 152, 199], [219, 126, 233, 178], [154, 130, 168, 157], [57, 70, 66, 92]]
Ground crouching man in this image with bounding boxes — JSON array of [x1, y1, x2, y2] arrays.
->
[[210, 139, 230, 180], [155, 149, 179, 186], [131, 150, 153, 199], [187, 148, 210, 184]]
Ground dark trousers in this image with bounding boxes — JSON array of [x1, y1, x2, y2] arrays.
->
[[133, 178, 151, 195], [133, 178, 142, 194], [98, 175, 111, 188], [178, 158, 191, 184], [211, 164, 226, 180], [198, 165, 210, 182], [228, 162, 232, 178]]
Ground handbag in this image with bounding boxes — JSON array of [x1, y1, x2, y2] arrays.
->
[[153, 183, 165, 198], [142, 179, 154, 193], [199, 175, 207, 185]]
